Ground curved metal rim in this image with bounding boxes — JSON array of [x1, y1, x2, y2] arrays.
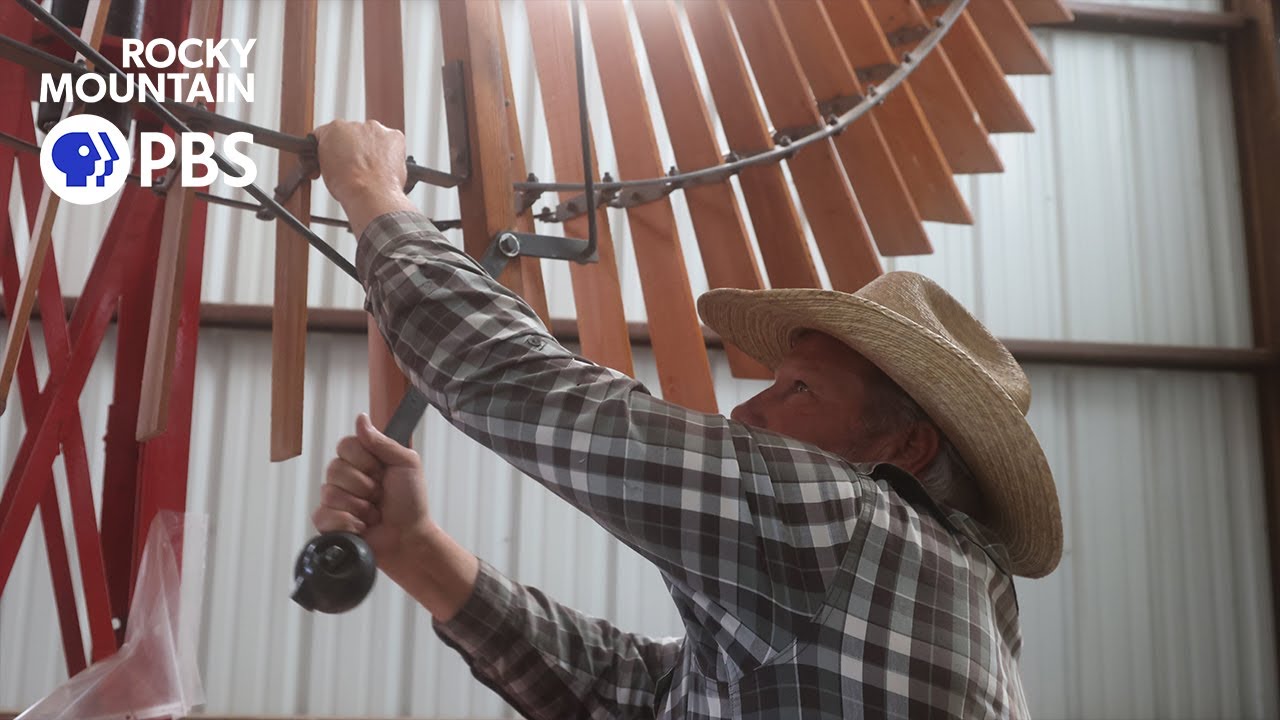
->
[[514, 0, 970, 196]]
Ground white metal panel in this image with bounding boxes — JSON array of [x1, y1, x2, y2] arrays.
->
[[1, 327, 1276, 719]]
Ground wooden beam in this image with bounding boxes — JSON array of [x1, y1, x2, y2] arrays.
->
[[1057, 1, 1245, 40], [0, 0, 112, 414], [494, 9, 551, 324], [777, 1, 932, 257], [584, 0, 718, 411], [631, 0, 769, 379], [968, 0, 1052, 75], [1228, 0, 1280, 690], [13, 297, 1275, 373], [726, 0, 883, 292], [820, 0, 971, 223], [525, 0, 635, 376], [681, 0, 823, 289], [361, 0, 410, 429], [268, 0, 316, 461]]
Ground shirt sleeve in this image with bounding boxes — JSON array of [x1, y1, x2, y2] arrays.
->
[[358, 211, 867, 672], [434, 560, 681, 719]]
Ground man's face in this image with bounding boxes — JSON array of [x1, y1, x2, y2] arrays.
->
[[730, 331, 888, 460]]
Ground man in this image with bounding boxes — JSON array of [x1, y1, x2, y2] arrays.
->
[[310, 120, 1063, 719]]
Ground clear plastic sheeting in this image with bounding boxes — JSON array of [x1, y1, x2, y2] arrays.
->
[[16, 512, 207, 720]]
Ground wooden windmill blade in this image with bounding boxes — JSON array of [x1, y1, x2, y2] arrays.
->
[[867, 0, 1003, 174], [361, 0, 411, 430], [820, 0, 972, 224], [269, 0, 317, 461], [1012, 0, 1075, 26], [681, 0, 823, 291], [923, 6, 1035, 133], [724, 0, 883, 293], [967, 0, 1053, 76], [524, 0, 636, 377], [776, 0, 932, 257], [583, 0, 718, 411], [629, 0, 770, 379]]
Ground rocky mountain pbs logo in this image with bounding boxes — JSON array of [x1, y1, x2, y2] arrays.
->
[[39, 38, 259, 205], [39, 114, 130, 205]]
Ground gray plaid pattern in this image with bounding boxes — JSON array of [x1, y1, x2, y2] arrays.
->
[[357, 212, 1030, 719]]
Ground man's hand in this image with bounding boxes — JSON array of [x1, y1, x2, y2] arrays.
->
[[313, 413, 432, 570], [312, 120, 418, 239], [312, 413, 481, 621]]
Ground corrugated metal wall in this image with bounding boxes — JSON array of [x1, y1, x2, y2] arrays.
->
[[2, 1, 1277, 718]]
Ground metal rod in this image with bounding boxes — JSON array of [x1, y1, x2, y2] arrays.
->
[[514, 0, 968, 198], [571, 0, 597, 261], [0, 129, 464, 231], [15, 0, 360, 280], [0, 32, 462, 189]]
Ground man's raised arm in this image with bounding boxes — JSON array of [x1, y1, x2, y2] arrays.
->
[[314, 120, 868, 674]]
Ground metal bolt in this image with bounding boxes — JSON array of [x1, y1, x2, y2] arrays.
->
[[601, 171, 615, 183], [826, 114, 839, 126], [319, 545, 348, 572], [776, 135, 792, 147], [668, 165, 678, 176], [497, 232, 521, 257]]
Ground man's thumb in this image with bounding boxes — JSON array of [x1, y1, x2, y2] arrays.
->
[[355, 413, 418, 466]]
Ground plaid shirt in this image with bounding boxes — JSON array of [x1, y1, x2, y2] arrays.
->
[[358, 212, 1030, 719]]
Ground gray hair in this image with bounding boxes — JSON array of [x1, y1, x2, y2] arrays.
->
[[861, 377, 984, 519]]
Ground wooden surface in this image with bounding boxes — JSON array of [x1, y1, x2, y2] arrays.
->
[[1014, 0, 1075, 24], [726, 0, 882, 291], [777, 0, 930, 257], [630, 0, 768, 379], [268, 0, 316, 460], [136, 0, 224, 441], [867, 0, 1002, 175], [0, 0, 113, 414], [494, 9, 551, 324], [361, 0, 410, 429], [585, 0, 717, 411], [969, 0, 1052, 75], [1228, 0, 1280, 692], [820, 0, 971, 223], [935, 9, 1034, 133], [682, 0, 823, 290], [525, 0, 635, 376]]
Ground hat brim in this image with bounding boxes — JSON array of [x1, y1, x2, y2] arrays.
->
[[698, 288, 1063, 578]]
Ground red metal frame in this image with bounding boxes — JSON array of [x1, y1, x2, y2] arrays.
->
[[0, 0, 204, 677]]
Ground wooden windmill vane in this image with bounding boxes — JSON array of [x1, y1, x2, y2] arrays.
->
[[0, 0, 1068, 666]]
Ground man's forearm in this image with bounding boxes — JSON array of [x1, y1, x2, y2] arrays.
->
[[340, 188, 419, 241], [381, 524, 480, 622]]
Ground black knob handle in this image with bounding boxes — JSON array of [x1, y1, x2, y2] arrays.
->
[[291, 387, 428, 614], [291, 531, 376, 614]]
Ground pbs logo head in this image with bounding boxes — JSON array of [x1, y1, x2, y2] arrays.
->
[[40, 114, 130, 205]]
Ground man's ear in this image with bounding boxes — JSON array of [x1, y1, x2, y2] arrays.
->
[[894, 422, 940, 476]]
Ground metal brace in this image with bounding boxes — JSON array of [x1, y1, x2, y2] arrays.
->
[[478, 230, 596, 279], [886, 23, 932, 49], [534, 173, 619, 223], [856, 62, 899, 86], [818, 92, 866, 120], [515, 173, 544, 216]]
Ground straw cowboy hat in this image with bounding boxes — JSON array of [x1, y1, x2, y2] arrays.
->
[[697, 271, 1063, 578]]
